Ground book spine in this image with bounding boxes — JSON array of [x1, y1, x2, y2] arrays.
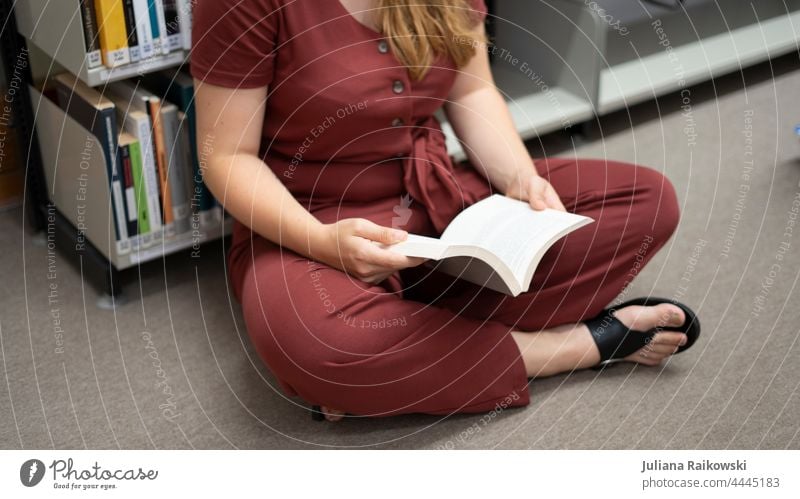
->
[[184, 92, 216, 213], [94, 0, 131, 68], [162, 0, 182, 52], [165, 109, 190, 233], [152, 0, 170, 54], [176, 0, 192, 50], [102, 112, 131, 254], [134, 115, 163, 233], [131, 0, 155, 60], [121, 0, 141, 62], [55, 82, 130, 251], [128, 139, 150, 236], [120, 139, 139, 237], [146, 0, 163, 54], [146, 99, 174, 232], [78, 0, 102, 69], [141, 71, 217, 214]]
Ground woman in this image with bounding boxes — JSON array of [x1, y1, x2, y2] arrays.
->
[[191, 0, 697, 421]]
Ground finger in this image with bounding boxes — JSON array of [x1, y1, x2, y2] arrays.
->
[[527, 179, 548, 210], [544, 183, 566, 211], [362, 271, 394, 284], [354, 219, 407, 244], [361, 243, 419, 269]]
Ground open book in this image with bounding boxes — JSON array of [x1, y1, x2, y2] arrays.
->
[[388, 195, 594, 296]]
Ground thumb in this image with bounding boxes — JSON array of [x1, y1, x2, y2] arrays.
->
[[355, 220, 408, 244], [526, 177, 547, 210], [529, 191, 547, 210]]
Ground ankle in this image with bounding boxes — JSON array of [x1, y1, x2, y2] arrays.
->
[[564, 323, 601, 369], [513, 325, 601, 378]]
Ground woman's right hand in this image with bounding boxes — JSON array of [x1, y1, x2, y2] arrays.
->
[[313, 218, 426, 284]]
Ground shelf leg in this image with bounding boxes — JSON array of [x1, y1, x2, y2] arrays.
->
[[97, 264, 125, 310], [46, 204, 126, 305], [565, 119, 603, 146]]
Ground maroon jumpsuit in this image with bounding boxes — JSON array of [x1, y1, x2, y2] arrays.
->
[[191, 0, 680, 416]]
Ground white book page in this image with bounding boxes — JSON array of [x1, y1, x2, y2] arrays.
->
[[388, 234, 450, 260], [386, 195, 593, 295], [441, 195, 592, 282]]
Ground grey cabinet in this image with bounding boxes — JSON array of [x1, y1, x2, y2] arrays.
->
[[444, 0, 800, 156]]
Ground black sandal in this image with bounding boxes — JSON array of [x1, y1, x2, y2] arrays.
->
[[585, 296, 700, 368], [311, 405, 326, 421]]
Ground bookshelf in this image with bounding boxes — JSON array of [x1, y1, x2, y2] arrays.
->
[[15, 0, 188, 87], [32, 85, 231, 271], [8, 0, 227, 298]]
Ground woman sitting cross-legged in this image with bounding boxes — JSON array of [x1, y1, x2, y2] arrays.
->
[[191, 0, 700, 422]]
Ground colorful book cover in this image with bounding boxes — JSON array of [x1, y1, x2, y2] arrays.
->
[[141, 70, 217, 213], [121, 0, 141, 62], [146, 0, 163, 54], [94, 0, 131, 67], [131, 0, 156, 59], [162, 0, 182, 52], [78, 0, 102, 69], [146, 97, 174, 227], [118, 133, 139, 236], [127, 138, 150, 234], [53, 73, 131, 253]]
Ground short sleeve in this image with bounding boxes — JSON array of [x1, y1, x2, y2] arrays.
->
[[190, 0, 280, 88]]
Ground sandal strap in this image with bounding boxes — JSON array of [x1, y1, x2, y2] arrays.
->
[[585, 310, 655, 362]]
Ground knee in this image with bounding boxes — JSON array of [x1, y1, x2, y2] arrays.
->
[[631, 165, 680, 245]]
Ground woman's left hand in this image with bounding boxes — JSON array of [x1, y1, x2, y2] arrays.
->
[[504, 170, 566, 212]]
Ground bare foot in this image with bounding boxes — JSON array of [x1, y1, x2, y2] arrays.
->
[[321, 406, 345, 422], [610, 303, 687, 366], [513, 303, 689, 377]]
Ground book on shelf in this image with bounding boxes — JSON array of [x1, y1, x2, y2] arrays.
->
[[94, 0, 131, 67], [389, 195, 594, 296], [119, 132, 151, 236], [131, 0, 157, 60], [106, 80, 176, 235], [162, 0, 183, 52], [159, 101, 192, 234], [52, 72, 132, 254], [141, 69, 219, 220], [176, 0, 193, 50], [78, 0, 102, 69], [151, 0, 171, 55], [120, 0, 141, 63], [77, 0, 193, 70], [117, 132, 140, 236], [108, 93, 164, 241]]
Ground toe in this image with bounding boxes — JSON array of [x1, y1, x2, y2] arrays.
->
[[634, 351, 663, 366], [655, 303, 686, 328], [322, 407, 345, 422], [646, 342, 681, 356], [651, 331, 688, 347], [614, 303, 685, 332], [616, 302, 688, 366]]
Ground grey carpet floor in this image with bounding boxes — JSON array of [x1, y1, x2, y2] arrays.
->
[[2, 54, 799, 450]]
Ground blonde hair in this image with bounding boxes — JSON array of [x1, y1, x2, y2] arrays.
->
[[376, 0, 486, 81]]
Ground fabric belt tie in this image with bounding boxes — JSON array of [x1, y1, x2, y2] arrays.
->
[[401, 117, 481, 233]]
